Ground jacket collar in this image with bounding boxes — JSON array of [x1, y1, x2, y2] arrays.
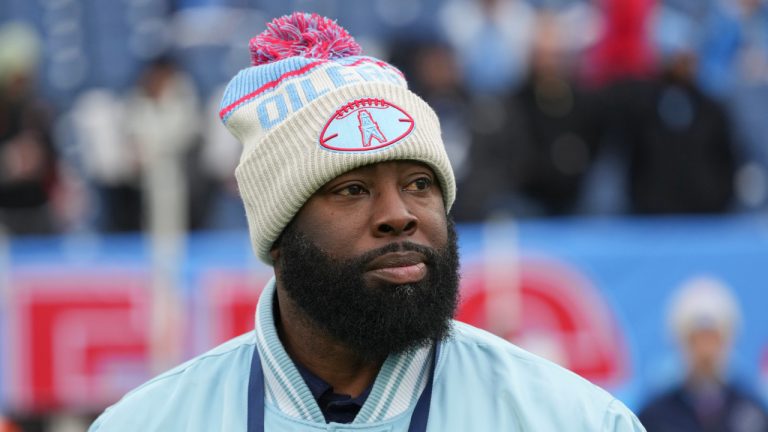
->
[[253, 278, 434, 424]]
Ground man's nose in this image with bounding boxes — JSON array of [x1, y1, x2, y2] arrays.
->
[[371, 187, 418, 237]]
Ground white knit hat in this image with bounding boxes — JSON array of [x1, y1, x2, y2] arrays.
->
[[667, 275, 741, 342], [220, 13, 456, 264]]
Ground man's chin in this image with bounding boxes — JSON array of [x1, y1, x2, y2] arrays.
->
[[340, 326, 443, 361]]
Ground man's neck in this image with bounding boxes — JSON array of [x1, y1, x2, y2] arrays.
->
[[274, 287, 384, 398]]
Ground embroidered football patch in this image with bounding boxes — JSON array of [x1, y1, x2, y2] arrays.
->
[[319, 98, 414, 152]]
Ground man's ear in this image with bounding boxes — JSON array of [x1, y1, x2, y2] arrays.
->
[[269, 245, 281, 265], [270, 225, 290, 268]]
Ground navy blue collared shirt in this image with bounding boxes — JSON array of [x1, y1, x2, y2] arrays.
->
[[295, 362, 373, 424]]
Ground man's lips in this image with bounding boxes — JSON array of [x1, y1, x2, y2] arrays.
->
[[364, 251, 428, 284]]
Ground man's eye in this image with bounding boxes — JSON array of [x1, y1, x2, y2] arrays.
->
[[338, 184, 367, 196], [405, 177, 432, 191]]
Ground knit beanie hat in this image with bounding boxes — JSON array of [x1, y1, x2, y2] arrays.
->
[[220, 12, 456, 264]]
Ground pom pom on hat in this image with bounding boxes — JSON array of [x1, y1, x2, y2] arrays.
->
[[249, 12, 362, 66]]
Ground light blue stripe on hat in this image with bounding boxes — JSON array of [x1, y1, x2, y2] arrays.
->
[[219, 55, 405, 123]]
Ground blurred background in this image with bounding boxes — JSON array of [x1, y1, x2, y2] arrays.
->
[[1, 0, 768, 430]]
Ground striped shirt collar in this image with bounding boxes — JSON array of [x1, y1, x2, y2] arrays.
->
[[254, 277, 433, 424]]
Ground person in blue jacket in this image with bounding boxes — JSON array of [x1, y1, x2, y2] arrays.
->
[[639, 276, 768, 432], [90, 12, 645, 432]]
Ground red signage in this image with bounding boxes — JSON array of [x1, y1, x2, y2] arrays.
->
[[200, 270, 269, 347], [456, 258, 629, 387], [7, 271, 151, 412]]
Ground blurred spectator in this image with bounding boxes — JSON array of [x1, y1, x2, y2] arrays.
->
[[0, 23, 58, 235], [698, 0, 768, 210], [583, 3, 736, 215], [622, 5, 736, 214], [639, 276, 768, 432], [572, 0, 658, 215], [124, 56, 200, 235], [453, 11, 599, 220], [559, 0, 659, 215], [70, 89, 136, 232], [437, 0, 535, 95]]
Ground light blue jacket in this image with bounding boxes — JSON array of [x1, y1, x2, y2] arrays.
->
[[91, 278, 645, 431]]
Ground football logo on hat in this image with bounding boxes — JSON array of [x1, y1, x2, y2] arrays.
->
[[319, 98, 414, 152]]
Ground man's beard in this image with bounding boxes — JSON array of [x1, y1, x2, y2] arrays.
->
[[275, 221, 460, 360]]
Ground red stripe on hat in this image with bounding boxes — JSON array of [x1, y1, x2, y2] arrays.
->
[[219, 58, 405, 120]]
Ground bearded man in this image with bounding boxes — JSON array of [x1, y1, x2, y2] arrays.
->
[[90, 12, 645, 432]]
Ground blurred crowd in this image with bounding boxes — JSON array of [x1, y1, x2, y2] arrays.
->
[[1, 0, 768, 238]]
